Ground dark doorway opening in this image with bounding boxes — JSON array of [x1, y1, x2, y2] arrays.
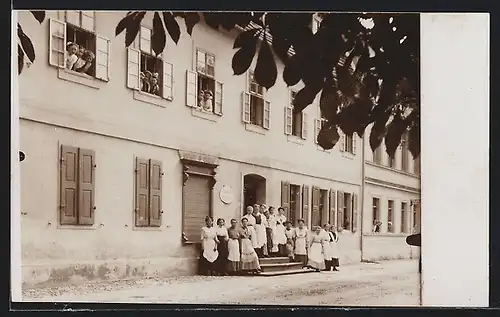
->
[[243, 174, 267, 211]]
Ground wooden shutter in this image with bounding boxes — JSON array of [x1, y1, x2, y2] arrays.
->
[[149, 159, 163, 227], [186, 70, 198, 107], [65, 11, 80, 26], [301, 112, 308, 139], [242, 92, 251, 123], [263, 100, 271, 129], [49, 18, 67, 68], [214, 80, 223, 115], [162, 60, 174, 100], [127, 48, 140, 90], [302, 185, 309, 226], [329, 189, 336, 227], [321, 190, 329, 226], [281, 181, 291, 220], [60, 145, 78, 225], [337, 190, 344, 230], [352, 133, 357, 154], [293, 186, 301, 225], [340, 132, 346, 152], [314, 119, 322, 144], [135, 158, 150, 227], [78, 149, 96, 225], [284, 107, 293, 135], [311, 186, 320, 228], [95, 35, 111, 81], [352, 193, 358, 232]]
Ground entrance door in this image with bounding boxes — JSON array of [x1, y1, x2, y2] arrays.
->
[[243, 174, 266, 211]]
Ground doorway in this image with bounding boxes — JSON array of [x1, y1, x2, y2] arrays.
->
[[243, 174, 267, 211]]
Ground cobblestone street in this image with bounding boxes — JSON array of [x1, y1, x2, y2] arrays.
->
[[23, 259, 420, 306]]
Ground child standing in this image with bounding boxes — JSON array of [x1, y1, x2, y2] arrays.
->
[[284, 221, 295, 261], [294, 219, 309, 268]]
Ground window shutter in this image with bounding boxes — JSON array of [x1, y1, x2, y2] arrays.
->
[[340, 132, 346, 152], [126, 48, 140, 90], [311, 186, 320, 228], [65, 11, 80, 26], [302, 185, 309, 226], [48, 18, 67, 68], [337, 191, 344, 230], [314, 119, 321, 144], [186, 70, 198, 107], [95, 35, 111, 82], [242, 92, 251, 123], [301, 112, 308, 139], [329, 189, 336, 228], [284, 107, 293, 135], [135, 158, 150, 227], [214, 81, 223, 116], [321, 190, 329, 226], [60, 145, 78, 225], [162, 60, 174, 100], [352, 133, 357, 154], [293, 186, 302, 226], [281, 181, 291, 220], [352, 193, 358, 232], [149, 159, 163, 227], [78, 149, 96, 225], [263, 100, 271, 129]]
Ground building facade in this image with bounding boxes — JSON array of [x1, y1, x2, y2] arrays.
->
[[18, 11, 372, 287]]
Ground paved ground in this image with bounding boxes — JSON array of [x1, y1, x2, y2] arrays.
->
[[23, 259, 421, 306]]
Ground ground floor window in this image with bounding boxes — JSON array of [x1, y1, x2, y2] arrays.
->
[[342, 192, 352, 230], [387, 200, 395, 233], [289, 184, 301, 225], [372, 197, 380, 232]]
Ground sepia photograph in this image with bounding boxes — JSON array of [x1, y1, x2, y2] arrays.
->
[[10, 9, 486, 307]]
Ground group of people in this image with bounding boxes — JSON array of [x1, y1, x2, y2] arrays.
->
[[66, 42, 95, 75], [199, 203, 341, 276]]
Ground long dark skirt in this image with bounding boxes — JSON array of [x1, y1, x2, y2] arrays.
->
[[332, 258, 340, 267], [215, 235, 229, 275], [266, 228, 273, 254], [295, 254, 308, 267], [199, 249, 216, 275]]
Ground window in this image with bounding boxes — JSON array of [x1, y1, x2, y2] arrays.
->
[[319, 189, 328, 226], [59, 145, 96, 226], [387, 200, 394, 233], [340, 132, 357, 154], [401, 202, 408, 233], [342, 192, 352, 230], [414, 156, 421, 174], [314, 108, 328, 145], [127, 26, 174, 100], [48, 12, 110, 81], [289, 184, 301, 225], [285, 91, 307, 139], [242, 71, 270, 129], [373, 146, 383, 164], [388, 155, 396, 168], [401, 132, 410, 172], [134, 158, 163, 227], [372, 197, 380, 232], [311, 15, 321, 34]]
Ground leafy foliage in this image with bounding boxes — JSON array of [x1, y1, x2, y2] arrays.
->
[[17, 11, 420, 158]]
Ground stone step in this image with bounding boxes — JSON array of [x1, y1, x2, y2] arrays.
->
[[260, 262, 304, 272], [259, 268, 317, 277], [258, 256, 290, 265]]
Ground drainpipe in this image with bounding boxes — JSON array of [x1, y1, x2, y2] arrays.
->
[[359, 134, 366, 261]]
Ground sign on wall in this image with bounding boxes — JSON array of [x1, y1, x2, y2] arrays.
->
[[219, 185, 234, 204]]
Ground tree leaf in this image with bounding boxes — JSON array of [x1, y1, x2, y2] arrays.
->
[[233, 28, 259, 49], [17, 24, 35, 63], [203, 13, 222, 30], [320, 84, 340, 123], [282, 55, 302, 87], [254, 36, 277, 89], [151, 12, 167, 56], [30, 11, 45, 24], [124, 12, 146, 47], [18, 44, 24, 75], [162, 12, 181, 44], [384, 113, 408, 158], [293, 84, 322, 114], [318, 123, 340, 150], [184, 12, 200, 36], [231, 34, 258, 76], [115, 12, 136, 36], [369, 121, 387, 152]]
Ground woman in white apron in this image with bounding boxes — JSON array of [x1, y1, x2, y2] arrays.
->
[[294, 219, 309, 267], [239, 217, 261, 274], [200, 216, 219, 275], [227, 219, 241, 275], [307, 226, 326, 272], [323, 223, 340, 271], [243, 206, 258, 249], [273, 207, 287, 256]]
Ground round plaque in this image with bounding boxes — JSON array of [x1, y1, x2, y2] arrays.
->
[[219, 186, 234, 204]]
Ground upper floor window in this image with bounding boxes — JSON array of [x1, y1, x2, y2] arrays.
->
[[242, 71, 270, 129], [185, 49, 223, 115], [340, 132, 356, 155], [49, 12, 110, 81], [127, 26, 174, 100], [401, 132, 410, 172], [285, 90, 307, 139], [388, 155, 396, 169], [314, 107, 328, 146], [414, 155, 421, 175], [311, 15, 321, 34], [373, 146, 383, 164]]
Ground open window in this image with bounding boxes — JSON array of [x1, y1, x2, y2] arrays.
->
[[185, 49, 223, 115], [340, 132, 357, 154], [285, 90, 307, 139], [242, 71, 270, 129], [48, 12, 110, 81], [126, 26, 174, 100]]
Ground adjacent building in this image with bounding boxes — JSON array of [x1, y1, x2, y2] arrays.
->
[[17, 10, 419, 287]]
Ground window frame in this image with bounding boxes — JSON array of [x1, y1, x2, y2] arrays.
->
[[387, 199, 395, 233], [372, 196, 381, 232]]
